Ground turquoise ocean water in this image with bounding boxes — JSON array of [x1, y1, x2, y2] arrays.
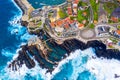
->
[[0, 0, 120, 80]]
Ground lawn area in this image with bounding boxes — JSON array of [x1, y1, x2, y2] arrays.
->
[[103, 2, 118, 16], [58, 9, 68, 19], [77, 10, 85, 22], [77, 7, 90, 26], [90, 0, 99, 21], [89, 23, 95, 29]]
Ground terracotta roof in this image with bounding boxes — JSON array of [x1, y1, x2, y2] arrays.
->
[[67, 7, 72, 15], [83, 12, 87, 16], [111, 16, 118, 22], [64, 23, 70, 29], [50, 17, 75, 29], [64, 17, 75, 24], [56, 20, 64, 27], [79, 23, 84, 27], [94, 20, 98, 24], [116, 30, 120, 35], [74, 0, 79, 4], [50, 22, 55, 28]]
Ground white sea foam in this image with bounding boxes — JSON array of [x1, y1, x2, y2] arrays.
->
[[50, 48, 95, 80], [1, 49, 14, 57], [40, 3, 47, 6], [2, 58, 51, 80], [2, 47, 120, 80], [86, 56, 120, 80], [51, 48, 120, 80]]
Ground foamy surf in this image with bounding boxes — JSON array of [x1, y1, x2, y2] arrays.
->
[[87, 57, 120, 80], [1, 47, 120, 80]]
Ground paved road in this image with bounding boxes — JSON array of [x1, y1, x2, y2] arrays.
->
[[89, 4, 94, 23]]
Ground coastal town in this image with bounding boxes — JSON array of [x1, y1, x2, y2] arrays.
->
[[16, 0, 120, 50], [7, 0, 120, 73]]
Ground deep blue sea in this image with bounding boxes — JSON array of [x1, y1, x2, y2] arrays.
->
[[0, 0, 120, 80], [28, 0, 66, 8]]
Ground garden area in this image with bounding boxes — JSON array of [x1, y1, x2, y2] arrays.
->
[[77, 1, 90, 26]]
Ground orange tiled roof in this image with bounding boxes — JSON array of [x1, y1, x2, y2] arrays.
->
[[79, 23, 84, 27], [64, 23, 70, 29], [64, 17, 75, 24], [74, 0, 79, 4], [83, 12, 87, 16], [116, 30, 120, 35], [111, 17, 118, 22], [94, 20, 98, 24], [50, 22, 55, 28], [56, 20, 64, 27], [50, 17, 76, 28], [67, 7, 72, 15]]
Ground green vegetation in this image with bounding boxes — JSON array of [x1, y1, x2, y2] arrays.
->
[[43, 24, 49, 31], [63, 7, 67, 11], [77, 10, 85, 22], [57, 32, 61, 36], [48, 12, 53, 17], [117, 26, 120, 30], [103, 2, 118, 23], [70, 16, 77, 20], [31, 20, 36, 23], [90, 0, 99, 21], [29, 27, 35, 30], [89, 23, 95, 29], [77, 7, 90, 26], [28, 13, 32, 19], [110, 38, 118, 44], [58, 9, 68, 19], [103, 2, 117, 16], [78, 1, 87, 7], [37, 21, 42, 27], [108, 45, 114, 48]]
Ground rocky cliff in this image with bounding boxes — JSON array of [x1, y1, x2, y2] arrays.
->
[[8, 30, 120, 73]]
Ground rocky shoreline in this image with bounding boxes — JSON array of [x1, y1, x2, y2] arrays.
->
[[8, 29, 120, 73], [14, 0, 34, 27], [10, 0, 120, 73]]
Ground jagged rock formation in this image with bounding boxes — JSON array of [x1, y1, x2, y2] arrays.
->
[[21, 21, 28, 27], [8, 30, 120, 73]]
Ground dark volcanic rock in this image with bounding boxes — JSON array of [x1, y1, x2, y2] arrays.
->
[[60, 39, 86, 53], [86, 40, 106, 50], [21, 21, 28, 27], [8, 30, 120, 73]]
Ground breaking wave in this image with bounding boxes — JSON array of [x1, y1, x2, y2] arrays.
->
[[1, 0, 120, 80], [1, 48, 120, 80]]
